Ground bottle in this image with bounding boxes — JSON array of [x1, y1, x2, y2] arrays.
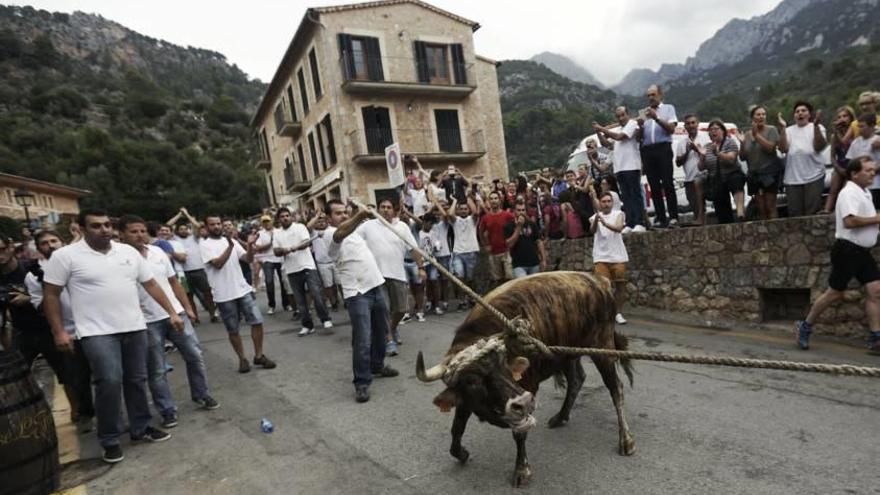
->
[[260, 418, 274, 433]]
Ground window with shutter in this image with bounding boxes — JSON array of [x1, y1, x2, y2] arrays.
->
[[297, 68, 309, 114], [307, 132, 320, 177], [434, 109, 462, 152], [296, 143, 308, 181], [316, 125, 327, 171], [450, 44, 467, 85], [321, 115, 337, 164], [362, 106, 393, 154], [339, 34, 383, 81], [308, 48, 322, 98], [286, 84, 297, 121]]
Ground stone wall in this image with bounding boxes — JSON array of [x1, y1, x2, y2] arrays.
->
[[543, 215, 868, 339]]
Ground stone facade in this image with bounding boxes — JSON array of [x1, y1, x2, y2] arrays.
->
[[251, 0, 508, 212], [540, 215, 868, 339]]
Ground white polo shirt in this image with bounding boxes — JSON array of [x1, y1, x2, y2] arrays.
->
[[42, 240, 154, 338], [138, 244, 184, 323], [612, 119, 642, 173], [174, 234, 205, 271], [355, 218, 417, 282], [327, 225, 385, 299], [835, 181, 878, 248], [25, 260, 76, 336], [272, 223, 316, 274], [200, 237, 253, 303]]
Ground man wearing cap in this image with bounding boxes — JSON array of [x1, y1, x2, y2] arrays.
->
[[254, 215, 292, 315]]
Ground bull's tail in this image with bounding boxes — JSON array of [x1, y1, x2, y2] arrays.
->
[[614, 331, 635, 387]]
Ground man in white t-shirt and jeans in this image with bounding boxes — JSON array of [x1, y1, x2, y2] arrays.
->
[[845, 113, 880, 208], [590, 192, 630, 325], [308, 212, 341, 311], [438, 193, 482, 311], [325, 199, 399, 403], [796, 157, 880, 354], [43, 209, 182, 464], [254, 215, 292, 315], [200, 215, 276, 373], [594, 107, 646, 233], [355, 197, 426, 356], [676, 114, 709, 225], [167, 208, 217, 324], [272, 207, 333, 336], [119, 215, 219, 430]]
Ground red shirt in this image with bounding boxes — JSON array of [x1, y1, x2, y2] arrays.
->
[[481, 210, 515, 255]]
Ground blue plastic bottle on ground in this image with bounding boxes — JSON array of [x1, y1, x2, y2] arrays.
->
[[260, 418, 274, 433]]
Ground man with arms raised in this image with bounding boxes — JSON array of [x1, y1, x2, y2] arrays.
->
[[325, 199, 399, 403], [594, 107, 646, 233], [43, 209, 179, 464], [167, 208, 217, 324], [200, 215, 276, 373]]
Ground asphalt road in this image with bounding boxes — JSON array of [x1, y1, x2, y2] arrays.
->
[[54, 301, 880, 494]]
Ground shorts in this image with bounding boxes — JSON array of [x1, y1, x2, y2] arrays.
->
[[184, 269, 210, 296], [684, 180, 703, 208], [487, 252, 513, 281], [594, 262, 627, 283], [720, 171, 746, 193], [317, 262, 338, 289], [452, 251, 479, 279], [828, 239, 880, 291], [426, 255, 451, 281], [747, 168, 781, 195], [382, 279, 409, 315], [216, 293, 263, 333], [404, 260, 423, 285]]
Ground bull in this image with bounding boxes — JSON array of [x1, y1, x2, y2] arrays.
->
[[416, 271, 635, 486]]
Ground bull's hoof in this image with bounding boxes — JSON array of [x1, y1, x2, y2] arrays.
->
[[512, 465, 532, 487], [451, 446, 470, 464], [547, 414, 568, 429], [619, 438, 636, 456]]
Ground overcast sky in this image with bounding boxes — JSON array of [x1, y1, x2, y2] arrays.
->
[[14, 0, 782, 85]]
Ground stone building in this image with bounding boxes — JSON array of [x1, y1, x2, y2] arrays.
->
[[250, 0, 508, 211], [0, 173, 91, 229]]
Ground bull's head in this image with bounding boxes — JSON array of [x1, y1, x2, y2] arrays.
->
[[416, 337, 537, 433]]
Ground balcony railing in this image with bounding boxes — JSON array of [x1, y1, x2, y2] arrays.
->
[[339, 54, 476, 97], [284, 165, 309, 192], [350, 128, 485, 165], [273, 103, 301, 138]]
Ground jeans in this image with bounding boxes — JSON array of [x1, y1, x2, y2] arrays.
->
[[347, 287, 390, 387], [261, 261, 291, 309], [288, 269, 331, 329], [452, 251, 478, 279], [616, 170, 644, 228], [184, 269, 212, 312], [146, 313, 209, 416], [513, 265, 541, 278], [80, 330, 152, 447], [641, 142, 678, 223]]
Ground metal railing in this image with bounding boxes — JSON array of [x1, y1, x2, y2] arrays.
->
[[338, 53, 474, 87], [351, 128, 485, 156]]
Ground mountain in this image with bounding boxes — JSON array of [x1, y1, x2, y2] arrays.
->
[[529, 52, 604, 88], [0, 5, 267, 221], [612, 0, 815, 95], [498, 60, 618, 173]]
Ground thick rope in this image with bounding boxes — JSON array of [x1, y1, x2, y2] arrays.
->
[[351, 200, 880, 379]]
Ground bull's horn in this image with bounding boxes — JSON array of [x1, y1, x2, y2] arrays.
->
[[416, 351, 446, 382]]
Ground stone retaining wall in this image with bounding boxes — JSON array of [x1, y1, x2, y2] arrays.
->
[[543, 215, 868, 339]]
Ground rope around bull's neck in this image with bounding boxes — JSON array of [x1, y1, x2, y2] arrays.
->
[[351, 200, 880, 378]]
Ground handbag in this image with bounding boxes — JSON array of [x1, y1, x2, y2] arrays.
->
[[704, 160, 723, 203]]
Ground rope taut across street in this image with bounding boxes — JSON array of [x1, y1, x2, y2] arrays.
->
[[350, 199, 880, 379]]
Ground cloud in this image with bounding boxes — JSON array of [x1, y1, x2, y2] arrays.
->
[[14, 0, 783, 86]]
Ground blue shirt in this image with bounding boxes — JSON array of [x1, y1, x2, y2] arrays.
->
[[641, 102, 678, 147], [152, 239, 173, 255]]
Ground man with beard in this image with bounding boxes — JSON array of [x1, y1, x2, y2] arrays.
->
[[200, 215, 276, 373]]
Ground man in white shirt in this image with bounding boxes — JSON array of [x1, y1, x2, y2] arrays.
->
[[272, 207, 333, 336], [638, 84, 679, 228], [796, 157, 880, 354], [168, 208, 217, 325], [200, 215, 276, 373], [845, 113, 880, 208], [43, 209, 181, 464], [254, 215, 292, 315], [675, 114, 710, 225], [326, 199, 399, 403], [594, 107, 646, 233], [119, 216, 219, 429], [589, 192, 630, 325], [308, 212, 341, 311], [439, 193, 482, 311], [355, 197, 426, 356]]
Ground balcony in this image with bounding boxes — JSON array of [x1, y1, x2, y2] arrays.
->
[[284, 166, 309, 192], [339, 55, 476, 98], [274, 104, 301, 139], [254, 157, 271, 171], [351, 128, 485, 165]]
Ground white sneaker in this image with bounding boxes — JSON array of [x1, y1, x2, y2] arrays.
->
[[622, 226, 633, 235], [615, 313, 627, 325], [298, 327, 312, 337], [669, 218, 679, 227], [434, 306, 445, 316], [323, 320, 333, 329], [267, 307, 275, 315], [632, 225, 646, 233], [416, 312, 426, 322]]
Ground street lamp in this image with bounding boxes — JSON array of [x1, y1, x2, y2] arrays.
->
[[14, 188, 35, 233]]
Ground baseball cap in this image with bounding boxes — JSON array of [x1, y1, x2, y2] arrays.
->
[[260, 215, 272, 222]]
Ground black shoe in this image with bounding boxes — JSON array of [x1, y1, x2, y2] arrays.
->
[[161, 413, 178, 429], [355, 386, 370, 403], [238, 359, 252, 373], [102, 444, 124, 464], [194, 396, 220, 410], [373, 365, 399, 378], [131, 426, 171, 442], [253, 354, 277, 369]]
